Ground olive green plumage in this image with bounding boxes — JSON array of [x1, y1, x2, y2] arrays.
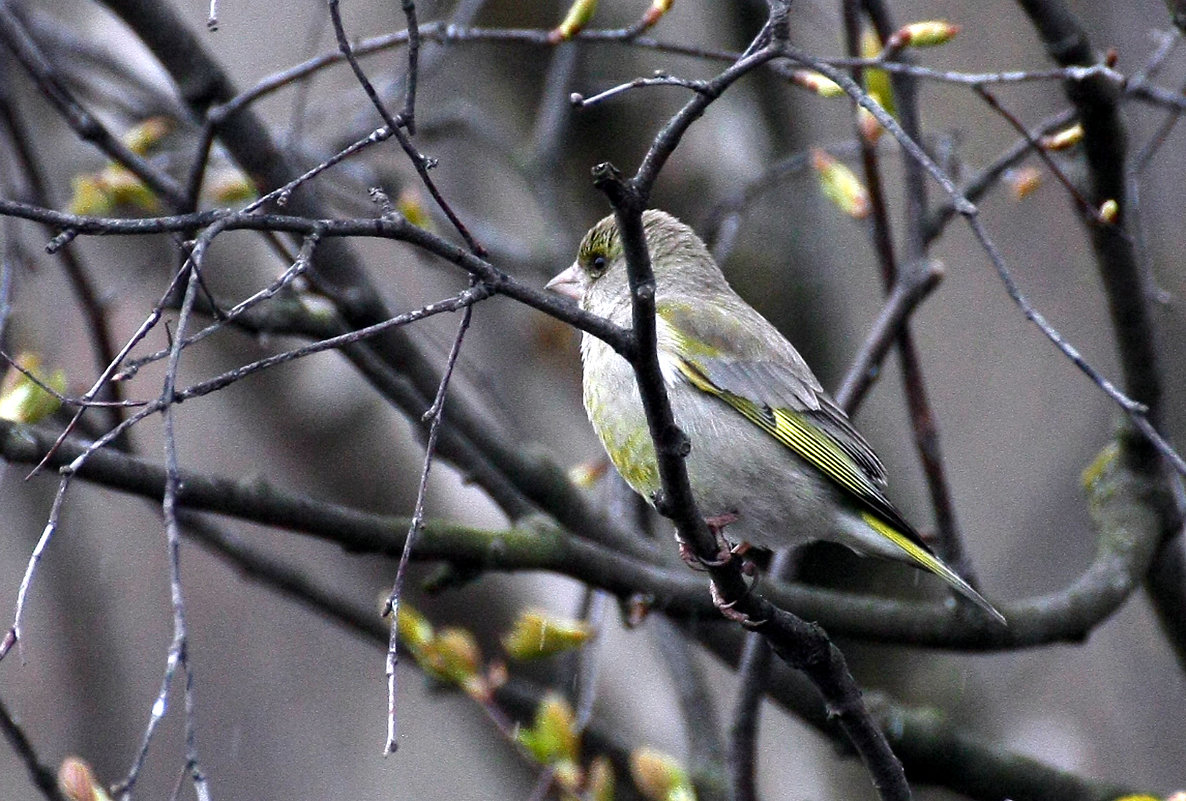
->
[[547, 209, 1004, 625]]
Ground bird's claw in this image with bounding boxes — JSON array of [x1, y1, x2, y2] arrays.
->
[[676, 511, 744, 569], [678, 538, 732, 570], [710, 580, 764, 627]]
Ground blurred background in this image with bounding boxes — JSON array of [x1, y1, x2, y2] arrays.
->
[[1, 0, 1184, 799]]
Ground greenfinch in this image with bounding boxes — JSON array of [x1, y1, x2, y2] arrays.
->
[[547, 209, 1005, 625]]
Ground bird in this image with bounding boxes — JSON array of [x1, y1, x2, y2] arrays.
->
[[546, 209, 1005, 625]]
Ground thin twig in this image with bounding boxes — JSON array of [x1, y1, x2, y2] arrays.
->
[[780, 43, 1186, 477], [24, 262, 193, 479], [117, 225, 224, 801], [973, 85, 1104, 223], [571, 73, 711, 108], [156, 261, 212, 801], [326, 0, 483, 254], [0, 477, 67, 663], [0, 351, 146, 408], [921, 108, 1078, 243], [399, 0, 420, 134], [243, 126, 395, 213], [327, 0, 402, 132], [820, 57, 1124, 89], [114, 232, 321, 380], [383, 288, 475, 754]]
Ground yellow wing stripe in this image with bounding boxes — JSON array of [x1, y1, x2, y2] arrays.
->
[[771, 407, 871, 498], [676, 355, 1006, 625], [674, 358, 878, 503]]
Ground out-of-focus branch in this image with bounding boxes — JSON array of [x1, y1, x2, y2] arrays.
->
[[1014, 0, 1186, 666], [0, 418, 1164, 651], [842, 0, 981, 591], [0, 696, 69, 801], [0, 81, 125, 434], [651, 616, 729, 801], [697, 619, 1138, 801], [94, 0, 626, 552], [0, 2, 186, 207], [180, 485, 1137, 801]]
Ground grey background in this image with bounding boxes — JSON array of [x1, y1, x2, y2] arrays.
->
[[1, 1, 1183, 799]]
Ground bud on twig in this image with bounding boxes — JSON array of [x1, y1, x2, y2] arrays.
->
[[586, 756, 615, 801], [630, 747, 695, 801], [886, 20, 961, 51], [1098, 198, 1119, 224], [788, 69, 844, 97], [640, 0, 673, 29], [517, 693, 580, 767], [812, 148, 871, 219], [1005, 166, 1042, 200], [1039, 123, 1084, 151], [58, 758, 112, 801], [122, 116, 175, 155], [502, 608, 592, 660], [549, 0, 598, 43]]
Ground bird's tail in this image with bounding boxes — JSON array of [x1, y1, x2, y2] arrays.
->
[[860, 511, 1007, 626]]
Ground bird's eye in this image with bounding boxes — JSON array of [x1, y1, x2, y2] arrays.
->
[[588, 254, 608, 278]]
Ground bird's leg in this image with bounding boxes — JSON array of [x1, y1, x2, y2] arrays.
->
[[704, 511, 740, 534], [705, 511, 741, 564], [677, 511, 740, 570]]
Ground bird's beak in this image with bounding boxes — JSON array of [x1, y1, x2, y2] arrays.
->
[[545, 262, 582, 301]]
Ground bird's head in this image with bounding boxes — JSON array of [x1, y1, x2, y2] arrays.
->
[[546, 210, 726, 318]]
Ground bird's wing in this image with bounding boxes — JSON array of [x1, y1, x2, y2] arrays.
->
[[658, 301, 918, 536]]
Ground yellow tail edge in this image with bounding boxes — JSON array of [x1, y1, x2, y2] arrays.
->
[[860, 511, 1007, 626]]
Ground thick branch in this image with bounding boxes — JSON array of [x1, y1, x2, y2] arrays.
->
[[0, 419, 1162, 650]]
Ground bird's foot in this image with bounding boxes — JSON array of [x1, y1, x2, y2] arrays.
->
[[710, 579, 765, 627], [676, 512, 746, 570], [677, 538, 728, 570]]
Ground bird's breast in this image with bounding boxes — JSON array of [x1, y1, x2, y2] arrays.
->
[[581, 335, 662, 497]]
